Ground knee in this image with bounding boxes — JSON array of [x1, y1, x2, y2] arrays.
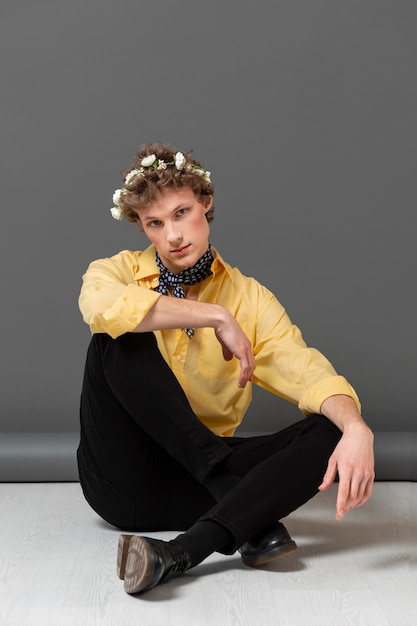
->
[[105, 331, 158, 353], [98, 331, 161, 369], [308, 414, 342, 450]]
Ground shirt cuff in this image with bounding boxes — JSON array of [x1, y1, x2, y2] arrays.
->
[[298, 375, 361, 416], [101, 285, 161, 338]]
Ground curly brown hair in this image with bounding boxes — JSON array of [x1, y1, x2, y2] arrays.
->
[[118, 142, 215, 225]]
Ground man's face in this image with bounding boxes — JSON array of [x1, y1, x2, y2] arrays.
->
[[136, 187, 212, 274]]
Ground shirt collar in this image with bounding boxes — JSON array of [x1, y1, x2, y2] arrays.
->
[[134, 244, 159, 281], [210, 247, 233, 279]]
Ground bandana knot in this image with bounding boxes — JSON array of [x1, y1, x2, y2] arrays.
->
[[154, 246, 214, 338]]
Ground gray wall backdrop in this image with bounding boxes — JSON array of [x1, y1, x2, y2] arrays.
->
[[1, 1, 416, 438]]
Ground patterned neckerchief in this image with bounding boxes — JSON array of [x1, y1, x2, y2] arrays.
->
[[154, 245, 214, 338]]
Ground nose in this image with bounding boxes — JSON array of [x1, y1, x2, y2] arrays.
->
[[166, 223, 182, 246]]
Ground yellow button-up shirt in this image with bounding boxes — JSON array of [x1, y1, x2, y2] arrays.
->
[[79, 245, 360, 436]]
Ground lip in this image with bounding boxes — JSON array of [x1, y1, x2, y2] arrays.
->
[[171, 244, 191, 255]]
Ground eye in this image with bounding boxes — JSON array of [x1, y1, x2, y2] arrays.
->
[[148, 220, 162, 228], [176, 208, 189, 218]]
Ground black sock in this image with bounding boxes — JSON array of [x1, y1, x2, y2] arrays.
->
[[172, 520, 234, 568]]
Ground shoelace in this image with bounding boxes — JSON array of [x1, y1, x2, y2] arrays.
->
[[170, 548, 190, 574], [158, 541, 190, 579]]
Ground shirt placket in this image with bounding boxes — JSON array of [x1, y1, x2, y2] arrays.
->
[[170, 329, 191, 396]]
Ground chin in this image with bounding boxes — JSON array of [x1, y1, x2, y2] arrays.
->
[[174, 259, 193, 272]]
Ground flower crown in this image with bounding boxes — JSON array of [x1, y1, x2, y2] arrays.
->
[[110, 152, 212, 220]]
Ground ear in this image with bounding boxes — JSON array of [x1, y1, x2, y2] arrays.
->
[[203, 195, 213, 213]]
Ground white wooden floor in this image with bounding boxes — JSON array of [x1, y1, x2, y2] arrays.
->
[[0, 482, 415, 626]]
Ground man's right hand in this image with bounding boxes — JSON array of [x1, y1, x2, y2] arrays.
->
[[214, 310, 255, 388]]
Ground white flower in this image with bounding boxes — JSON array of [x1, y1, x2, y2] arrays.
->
[[190, 167, 211, 185], [157, 160, 167, 170], [110, 207, 123, 220], [112, 189, 123, 205], [141, 154, 156, 167], [125, 168, 145, 184], [175, 151, 186, 170]]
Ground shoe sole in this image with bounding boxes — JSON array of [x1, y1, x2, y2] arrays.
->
[[123, 536, 157, 595], [241, 540, 297, 568], [117, 534, 134, 580]]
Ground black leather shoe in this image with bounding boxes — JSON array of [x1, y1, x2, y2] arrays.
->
[[239, 522, 297, 567], [118, 535, 191, 594]]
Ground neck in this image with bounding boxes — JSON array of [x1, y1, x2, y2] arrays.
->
[[182, 284, 200, 299]]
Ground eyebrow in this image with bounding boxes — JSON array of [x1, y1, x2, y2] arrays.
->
[[141, 204, 188, 221]]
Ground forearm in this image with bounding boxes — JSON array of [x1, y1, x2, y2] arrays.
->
[[134, 295, 255, 388], [133, 294, 227, 333]]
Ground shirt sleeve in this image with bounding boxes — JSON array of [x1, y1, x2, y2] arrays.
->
[[252, 284, 361, 415], [78, 251, 161, 339]]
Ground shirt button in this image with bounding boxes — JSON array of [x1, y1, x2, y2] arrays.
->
[[176, 355, 182, 361]]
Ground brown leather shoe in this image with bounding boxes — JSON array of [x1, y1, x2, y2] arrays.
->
[[239, 522, 297, 567], [117, 535, 191, 594]]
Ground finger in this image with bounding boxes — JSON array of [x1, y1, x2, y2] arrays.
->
[[238, 361, 252, 388], [335, 479, 350, 520], [348, 465, 375, 507], [237, 347, 255, 388], [344, 474, 363, 509], [348, 475, 374, 510], [337, 471, 375, 519], [362, 476, 374, 503], [318, 458, 337, 491]]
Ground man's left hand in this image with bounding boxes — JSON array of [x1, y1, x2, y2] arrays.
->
[[318, 395, 375, 520]]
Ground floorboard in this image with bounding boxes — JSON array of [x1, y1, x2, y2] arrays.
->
[[0, 482, 415, 625]]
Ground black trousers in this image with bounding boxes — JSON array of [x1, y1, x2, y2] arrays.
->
[[77, 332, 342, 552]]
